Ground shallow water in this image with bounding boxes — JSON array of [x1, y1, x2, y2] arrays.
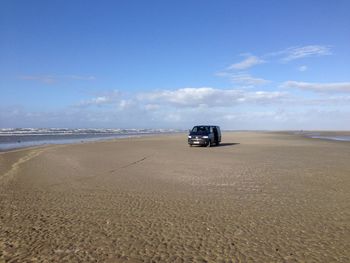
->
[[0, 128, 181, 151], [293, 131, 350, 142], [310, 135, 350, 142]]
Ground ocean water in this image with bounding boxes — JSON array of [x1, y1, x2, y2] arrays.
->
[[0, 128, 181, 151], [295, 131, 350, 142], [309, 135, 350, 142]]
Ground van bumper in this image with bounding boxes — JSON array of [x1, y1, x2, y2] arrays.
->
[[188, 138, 209, 146]]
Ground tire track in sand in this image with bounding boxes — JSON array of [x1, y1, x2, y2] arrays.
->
[[108, 155, 151, 174], [0, 149, 45, 185]]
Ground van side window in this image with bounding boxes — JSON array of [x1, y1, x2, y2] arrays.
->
[[210, 127, 213, 133]]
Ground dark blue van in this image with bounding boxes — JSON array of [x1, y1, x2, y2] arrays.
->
[[188, 125, 221, 147]]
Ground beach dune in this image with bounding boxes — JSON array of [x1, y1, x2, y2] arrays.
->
[[1, 132, 350, 262]]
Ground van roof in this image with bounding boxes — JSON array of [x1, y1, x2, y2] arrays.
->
[[194, 125, 219, 127]]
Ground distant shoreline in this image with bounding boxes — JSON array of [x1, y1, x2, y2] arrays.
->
[[0, 128, 184, 152], [1, 129, 349, 152]]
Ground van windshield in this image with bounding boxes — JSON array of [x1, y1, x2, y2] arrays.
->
[[191, 126, 209, 134]]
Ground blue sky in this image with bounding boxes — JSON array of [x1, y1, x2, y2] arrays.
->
[[1, 0, 350, 129]]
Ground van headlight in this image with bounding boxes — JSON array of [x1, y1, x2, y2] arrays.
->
[[202, 136, 208, 139], [188, 135, 192, 138]]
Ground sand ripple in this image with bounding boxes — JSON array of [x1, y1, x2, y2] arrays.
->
[[1, 133, 350, 262]]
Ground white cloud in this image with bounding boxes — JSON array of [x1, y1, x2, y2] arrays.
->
[[78, 96, 111, 106], [244, 91, 285, 103], [77, 90, 121, 107], [271, 45, 331, 62], [217, 72, 270, 85], [139, 87, 286, 107], [227, 55, 265, 70], [144, 104, 160, 111], [222, 111, 283, 122], [19, 74, 96, 84], [118, 99, 135, 110], [165, 113, 182, 122], [231, 74, 270, 85], [298, 65, 308, 72], [308, 95, 350, 105], [19, 75, 56, 84], [282, 81, 350, 93], [75, 87, 287, 114], [17, 84, 343, 130], [139, 87, 217, 107], [3, 98, 350, 130], [64, 75, 96, 81]]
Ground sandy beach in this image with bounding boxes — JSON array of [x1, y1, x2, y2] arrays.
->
[[0, 132, 349, 262]]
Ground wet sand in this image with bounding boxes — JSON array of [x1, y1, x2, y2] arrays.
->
[[1, 132, 350, 262]]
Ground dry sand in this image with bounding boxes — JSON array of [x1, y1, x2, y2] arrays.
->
[[1, 132, 350, 262]]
